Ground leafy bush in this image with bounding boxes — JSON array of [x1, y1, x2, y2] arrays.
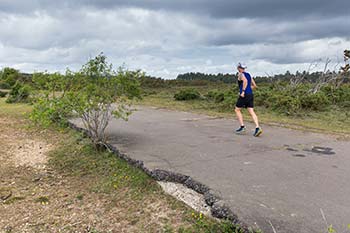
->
[[254, 84, 336, 113], [0, 90, 7, 98], [205, 90, 225, 103], [340, 101, 350, 108], [254, 87, 272, 107], [300, 92, 330, 111], [267, 94, 300, 115], [0, 67, 33, 88], [0, 82, 11, 89], [323, 85, 350, 106], [205, 90, 216, 100], [214, 93, 225, 103], [174, 88, 201, 101], [6, 82, 31, 103], [219, 91, 237, 110], [30, 96, 74, 127], [0, 67, 19, 88]]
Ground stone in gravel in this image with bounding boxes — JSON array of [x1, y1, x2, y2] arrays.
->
[[184, 177, 209, 194], [32, 177, 41, 182], [204, 189, 221, 206], [211, 200, 237, 221]]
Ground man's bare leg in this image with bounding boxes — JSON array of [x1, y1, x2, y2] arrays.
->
[[247, 107, 259, 128], [235, 107, 244, 126]]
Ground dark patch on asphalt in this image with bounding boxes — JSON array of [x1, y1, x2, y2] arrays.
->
[[207, 117, 224, 120], [292, 154, 306, 158], [181, 118, 201, 122], [287, 145, 335, 157], [304, 146, 336, 155]]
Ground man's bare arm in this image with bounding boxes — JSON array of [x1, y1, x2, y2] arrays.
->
[[251, 78, 257, 89], [241, 74, 248, 97]]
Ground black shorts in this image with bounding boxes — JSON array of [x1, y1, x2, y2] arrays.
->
[[236, 94, 254, 108]]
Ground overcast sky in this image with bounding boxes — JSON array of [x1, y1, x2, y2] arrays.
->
[[1, 0, 349, 78]]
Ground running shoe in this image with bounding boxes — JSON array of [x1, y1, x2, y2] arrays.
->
[[235, 126, 246, 134], [253, 127, 263, 137]]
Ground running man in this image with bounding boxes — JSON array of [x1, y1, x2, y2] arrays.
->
[[234, 63, 263, 137]]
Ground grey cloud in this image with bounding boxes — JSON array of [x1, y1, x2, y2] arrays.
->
[[2, 0, 349, 19], [204, 15, 350, 46], [1, 0, 349, 46], [0, 0, 349, 78]]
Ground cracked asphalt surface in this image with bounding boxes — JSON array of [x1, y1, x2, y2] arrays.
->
[[85, 106, 350, 232]]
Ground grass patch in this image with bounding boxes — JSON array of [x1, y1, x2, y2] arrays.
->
[[0, 97, 32, 118], [48, 132, 159, 196]]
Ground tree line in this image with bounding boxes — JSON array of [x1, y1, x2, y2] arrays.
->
[[176, 70, 348, 84]]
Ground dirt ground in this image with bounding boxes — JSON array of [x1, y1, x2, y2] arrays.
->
[[0, 116, 198, 233]]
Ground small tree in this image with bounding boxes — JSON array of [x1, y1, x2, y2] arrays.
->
[[71, 54, 142, 148], [31, 53, 142, 149]]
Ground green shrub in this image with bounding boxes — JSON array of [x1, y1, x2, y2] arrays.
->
[[30, 96, 73, 127], [0, 90, 7, 98], [269, 94, 301, 115], [214, 92, 225, 103], [174, 88, 201, 101], [254, 87, 272, 107], [220, 91, 237, 110], [333, 86, 350, 106], [6, 82, 31, 103], [0, 67, 20, 87], [339, 100, 350, 108], [205, 90, 225, 103], [205, 90, 216, 100], [0, 82, 11, 89], [300, 92, 330, 111]]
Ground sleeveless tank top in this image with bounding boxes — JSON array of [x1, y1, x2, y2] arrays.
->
[[238, 72, 253, 94]]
